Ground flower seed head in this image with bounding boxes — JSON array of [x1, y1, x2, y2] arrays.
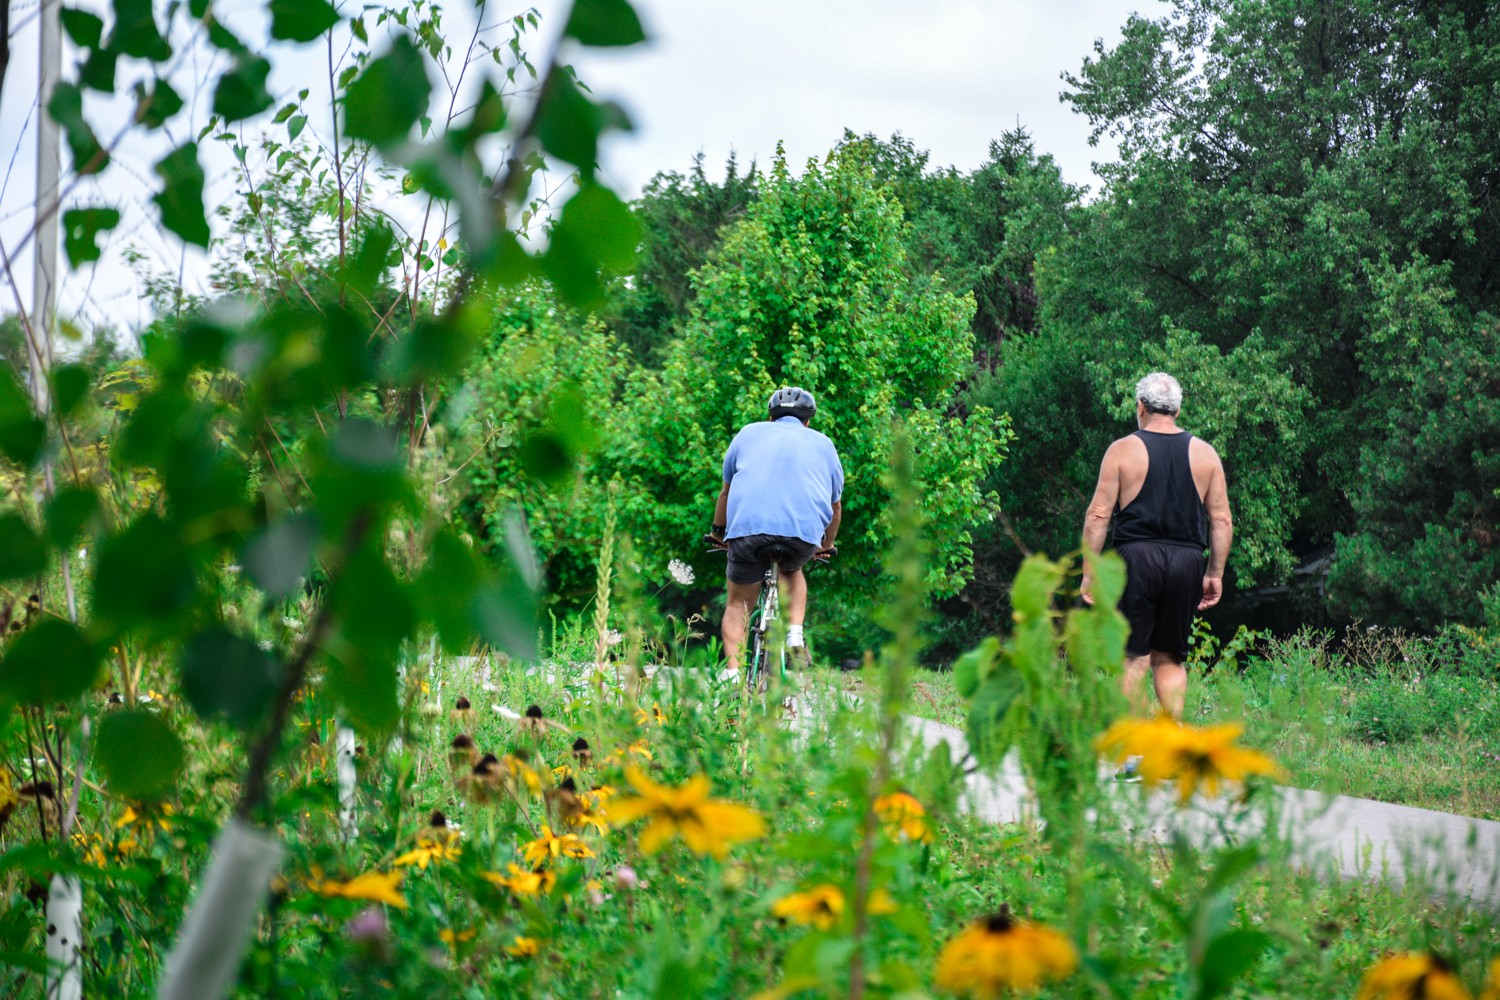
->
[[451, 734, 475, 749], [454, 696, 471, 710], [429, 810, 448, 828], [525, 704, 544, 720]]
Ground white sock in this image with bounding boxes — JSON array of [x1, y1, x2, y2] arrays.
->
[[787, 625, 805, 647]]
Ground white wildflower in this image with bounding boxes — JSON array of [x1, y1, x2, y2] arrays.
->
[[605, 629, 624, 647], [667, 559, 695, 586]]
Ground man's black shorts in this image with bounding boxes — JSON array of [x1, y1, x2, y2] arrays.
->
[[1116, 540, 1207, 661], [726, 534, 818, 585]]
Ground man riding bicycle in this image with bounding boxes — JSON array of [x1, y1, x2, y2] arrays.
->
[[709, 387, 843, 672]]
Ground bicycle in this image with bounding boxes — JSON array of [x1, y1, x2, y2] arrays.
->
[[706, 537, 834, 693]]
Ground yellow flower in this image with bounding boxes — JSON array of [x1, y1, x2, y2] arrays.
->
[[934, 908, 1078, 997], [552, 763, 574, 782], [874, 791, 934, 843], [506, 935, 540, 958], [504, 754, 545, 796], [393, 834, 462, 870], [1357, 954, 1471, 1000], [612, 739, 654, 762], [307, 869, 407, 909], [438, 927, 476, 951], [605, 766, 765, 859], [772, 884, 845, 930], [0, 770, 19, 813], [521, 825, 596, 866], [1095, 716, 1283, 803], [1479, 957, 1500, 1000], [633, 703, 666, 727], [483, 863, 556, 897], [569, 809, 610, 836], [115, 803, 175, 832]]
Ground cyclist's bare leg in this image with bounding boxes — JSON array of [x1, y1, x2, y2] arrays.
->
[[722, 580, 762, 671], [778, 567, 807, 627]]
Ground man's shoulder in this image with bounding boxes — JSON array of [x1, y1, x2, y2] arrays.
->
[[1187, 434, 1223, 463]]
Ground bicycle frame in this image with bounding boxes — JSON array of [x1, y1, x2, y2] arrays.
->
[[744, 561, 784, 694]]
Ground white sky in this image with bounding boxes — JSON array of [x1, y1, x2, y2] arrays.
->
[[0, 0, 1137, 337]]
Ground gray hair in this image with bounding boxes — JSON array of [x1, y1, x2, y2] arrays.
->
[[1135, 372, 1182, 415]]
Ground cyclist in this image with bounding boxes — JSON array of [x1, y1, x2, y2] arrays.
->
[[709, 387, 843, 672]]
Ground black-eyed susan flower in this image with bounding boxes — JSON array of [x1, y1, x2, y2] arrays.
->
[[772, 884, 845, 930], [460, 753, 505, 805], [438, 927, 476, 952], [1479, 957, 1500, 1000], [522, 825, 595, 866], [394, 813, 462, 870], [934, 907, 1078, 997], [506, 935, 541, 958], [450, 695, 474, 726], [483, 864, 556, 897], [0, 770, 20, 830], [572, 737, 593, 765], [605, 766, 765, 859], [1095, 716, 1283, 803], [1357, 953, 1471, 1000], [448, 734, 478, 774], [874, 791, 934, 843], [504, 751, 545, 797], [307, 869, 407, 909]]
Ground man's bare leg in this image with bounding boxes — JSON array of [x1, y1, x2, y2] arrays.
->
[[722, 580, 762, 672], [1122, 652, 1153, 713], [779, 567, 807, 626], [1150, 650, 1187, 719]]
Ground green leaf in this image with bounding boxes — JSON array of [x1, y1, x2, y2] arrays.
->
[[951, 636, 1000, 698], [111, 0, 172, 60], [0, 620, 100, 706], [61, 207, 120, 267], [180, 631, 281, 728], [968, 667, 1025, 763], [343, 36, 432, 146], [49, 364, 91, 417], [1194, 929, 1272, 1000], [1084, 549, 1127, 609], [242, 514, 318, 598], [536, 68, 606, 172], [268, 0, 340, 42], [0, 368, 45, 467], [79, 46, 118, 93], [472, 513, 539, 660], [286, 114, 307, 141], [1011, 554, 1066, 622], [565, 0, 647, 46], [152, 144, 210, 247], [60, 8, 104, 48], [271, 102, 298, 124], [92, 515, 196, 630], [343, 220, 395, 297], [94, 711, 184, 799], [389, 317, 480, 383], [43, 487, 98, 549], [136, 79, 184, 128], [47, 82, 107, 174], [213, 54, 273, 122], [418, 531, 483, 654], [0, 514, 48, 581], [542, 182, 640, 306]]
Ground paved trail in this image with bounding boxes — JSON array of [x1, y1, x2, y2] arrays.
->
[[903, 714, 1500, 909]]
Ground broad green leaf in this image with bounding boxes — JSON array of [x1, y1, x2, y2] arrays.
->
[[286, 114, 307, 141], [242, 514, 318, 598], [542, 181, 640, 305], [47, 83, 107, 174], [111, 0, 172, 60], [92, 515, 196, 629], [94, 711, 184, 799], [136, 79, 184, 128], [536, 68, 607, 172], [0, 514, 48, 581], [0, 368, 45, 467], [271, 102, 298, 124], [61, 207, 120, 267], [152, 144, 210, 247], [418, 530, 483, 654], [268, 0, 340, 42], [1011, 553, 1065, 622], [951, 635, 1000, 698], [180, 630, 281, 728], [565, 0, 647, 46], [0, 620, 100, 705], [43, 487, 98, 549], [1084, 549, 1127, 609], [343, 36, 432, 146], [79, 46, 117, 92], [968, 667, 1024, 763], [343, 220, 395, 297], [213, 54, 273, 122], [325, 648, 400, 733], [389, 317, 481, 383], [60, 8, 104, 48], [1195, 929, 1272, 1000]]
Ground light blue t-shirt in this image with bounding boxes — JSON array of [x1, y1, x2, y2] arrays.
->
[[722, 416, 844, 545]]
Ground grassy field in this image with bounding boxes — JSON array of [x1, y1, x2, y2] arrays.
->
[[906, 625, 1500, 820]]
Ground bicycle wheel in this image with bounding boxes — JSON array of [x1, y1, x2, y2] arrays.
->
[[745, 609, 767, 693]]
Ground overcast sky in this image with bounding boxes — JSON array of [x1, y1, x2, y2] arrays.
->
[[0, 0, 1139, 336]]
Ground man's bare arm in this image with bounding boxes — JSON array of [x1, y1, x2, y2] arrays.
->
[[1199, 456, 1233, 609], [711, 482, 730, 538], [1080, 445, 1122, 604], [820, 500, 842, 552]]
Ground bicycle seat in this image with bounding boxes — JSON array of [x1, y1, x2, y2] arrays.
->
[[758, 543, 793, 564]]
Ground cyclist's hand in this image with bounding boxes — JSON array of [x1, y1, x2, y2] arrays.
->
[[704, 533, 728, 551], [814, 545, 837, 562]]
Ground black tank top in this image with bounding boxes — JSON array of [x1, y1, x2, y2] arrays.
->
[[1112, 430, 1209, 549]]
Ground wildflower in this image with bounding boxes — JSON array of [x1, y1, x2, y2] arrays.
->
[[772, 884, 844, 930], [668, 558, 695, 586], [570, 807, 610, 836], [1480, 958, 1500, 1000], [115, 803, 175, 833], [613, 865, 640, 890], [874, 791, 934, 843], [504, 752, 545, 797], [552, 763, 574, 782], [483, 864, 556, 897], [612, 738, 653, 762], [1095, 716, 1283, 803], [460, 754, 505, 805], [571, 737, 593, 765], [451, 696, 474, 726], [438, 927, 476, 951], [393, 816, 462, 870], [343, 907, 389, 948], [604, 628, 623, 646], [448, 734, 478, 774], [521, 825, 595, 866], [634, 703, 667, 727], [934, 906, 1078, 997], [307, 869, 407, 909], [605, 765, 765, 859], [1357, 953, 1471, 1000], [506, 936, 540, 958], [519, 704, 560, 736]]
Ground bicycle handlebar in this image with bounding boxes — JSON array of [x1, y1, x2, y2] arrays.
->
[[702, 535, 837, 562]]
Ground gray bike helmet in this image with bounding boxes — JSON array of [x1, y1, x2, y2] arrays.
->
[[768, 386, 817, 421]]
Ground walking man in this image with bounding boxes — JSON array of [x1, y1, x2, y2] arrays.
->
[[1081, 372, 1233, 732], [709, 387, 843, 671]]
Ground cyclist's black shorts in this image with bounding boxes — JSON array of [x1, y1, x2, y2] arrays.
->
[[1116, 540, 1206, 661], [726, 534, 818, 585]]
